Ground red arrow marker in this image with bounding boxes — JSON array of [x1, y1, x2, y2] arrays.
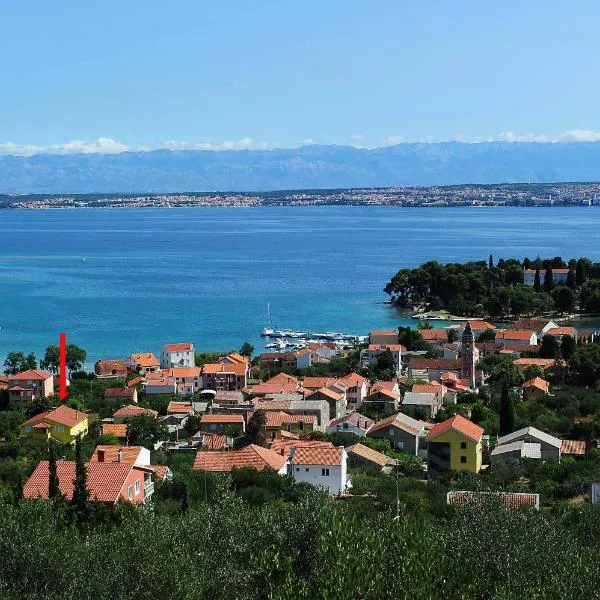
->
[[59, 332, 68, 400]]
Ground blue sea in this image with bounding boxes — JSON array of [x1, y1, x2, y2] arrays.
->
[[0, 206, 599, 365]]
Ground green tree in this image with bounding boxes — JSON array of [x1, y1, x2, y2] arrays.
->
[[576, 258, 590, 286], [239, 342, 255, 357], [561, 335, 576, 360], [3, 351, 31, 375], [126, 414, 169, 449], [543, 265, 554, 293], [488, 254, 494, 269], [523, 364, 544, 380], [566, 268, 577, 289], [66, 344, 87, 374], [40, 345, 60, 374], [569, 344, 600, 386], [540, 334, 560, 359], [551, 285, 575, 315], [499, 381, 514, 436], [246, 410, 267, 447], [533, 266, 541, 292], [48, 443, 61, 502], [71, 435, 89, 527]]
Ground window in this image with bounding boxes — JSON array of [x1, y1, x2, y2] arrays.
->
[[396, 441, 404, 449], [55, 425, 65, 433], [460, 442, 467, 449], [305, 467, 309, 472], [296, 467, 300, 472], [321, 468, 330, 476], [460, 456, 467, 464], [135, 480, 140, 495], [128, 485, 133, 499], [25, 425, 32, 432]]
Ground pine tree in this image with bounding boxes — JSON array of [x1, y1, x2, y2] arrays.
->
[[246, 410, 267, 447], [576, 259, 587, 287], [48, 443, 60, 501], [534, 266, 541, 292], [71, 435, 89, 527], [567, 267, 577, 289], [488, 255, 493, 269], [543, 265, 554, 293], [499, 381, 514, 437]]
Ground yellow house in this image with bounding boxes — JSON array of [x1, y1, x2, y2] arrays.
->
[[426, 414, 483, 477], [20, 405, 89, 444]]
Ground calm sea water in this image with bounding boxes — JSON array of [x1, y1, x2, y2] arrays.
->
[[0, 206, 599, 365]]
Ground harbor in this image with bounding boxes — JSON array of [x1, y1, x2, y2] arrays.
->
[[260, 327, 367, 350]]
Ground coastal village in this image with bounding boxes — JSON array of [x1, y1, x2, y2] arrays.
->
[[2, 304, 600, 511]]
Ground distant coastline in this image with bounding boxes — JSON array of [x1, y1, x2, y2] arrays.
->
[[2, 182, 600, 209]]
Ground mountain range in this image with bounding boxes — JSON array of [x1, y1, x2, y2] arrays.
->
[[2, 141, 600, 193]]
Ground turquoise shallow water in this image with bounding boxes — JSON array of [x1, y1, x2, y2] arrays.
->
[[0, 205, 599, 364]]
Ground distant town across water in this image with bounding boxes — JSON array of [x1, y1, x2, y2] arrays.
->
[[2, 182, 600, 209], [1, 205, 600, 365]]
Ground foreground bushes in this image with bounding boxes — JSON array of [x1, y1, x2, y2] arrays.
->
[[2, 494, 600, 599]]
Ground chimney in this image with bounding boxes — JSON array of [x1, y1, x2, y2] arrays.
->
[[97, 449, 105, 462], [117, 449, 123, 463]]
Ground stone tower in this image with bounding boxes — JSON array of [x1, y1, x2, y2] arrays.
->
[[461, 321, 476, 389]]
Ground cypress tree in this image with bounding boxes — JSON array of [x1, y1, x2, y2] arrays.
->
[[71, 435, 89, 527], [566, 268, 577, 289], [543, 265, 554, 292], [489, 255, 494, 269], [576, 259, 587, 287], [48, 443, 60, 501], [499, 380, 514, 437], [534, 266, 541, 292]]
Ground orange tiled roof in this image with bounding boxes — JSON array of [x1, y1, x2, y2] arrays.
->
[[420, 328, 449, 341], [201, 433, 229, 450], [129, 352, 160, 367], [412, 383, 443, 395], [202, 363, 247, 376], [152, 465, 170, 480], [266, 373, 299, 386], [9, 369, 53, 381], [265, 411, 316, 428], [21, 405, 87, 428], [193, 444, 286, 472], [513, 358, 556, 368], [291, 446, 343, 466], [163, 342, 193, 352], [167, 401, 193, 414], [90, 445, 144, 464], [426, 414, 483, 443], [101, 423, 128, 438], [546, 327, 577, 337], [368, 344, 406, 352], [462, 320, 496, 330], [221, 353, 249, 365], [522, 377, 549, 393], [347, 443, 395, 468], [496, 330, 535, 341], [409, 358, 462, 370], [303, 376, 338, 389], [163, 367, 201, 378], [561, 440, 587, 455], [113, 404, 158, 419], [23, 460, 139, 504], [339, 372, 367, 386], [370, 330, 398, 337], [269, 439, 333, 459], [305, 387, 343, 401], [105, 387, 136, 398], [200, 414, 243, 424]]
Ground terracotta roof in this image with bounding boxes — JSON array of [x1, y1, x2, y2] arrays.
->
[[426, 414, 483, 442], [265, 411, 316, 427], [113, 404, 158, 419], [367, 412, 424, 436], [105, 387, 136, 398], [9, 385, 31, 392], [409, 358, 461, 370], [202, 363, 247, 376], [152, 465, 170, 480], [167, 401, 193, 414], [561, 439, 587, 455], [245, 382, 299, 396], [447, 490, 538, 509], [328, 411, 374, 430], [266, 373, 299, 386], [9, 369, 53, 381], [513, 358, 556, 369], [21, 405, 88, 428], [221, 353, 249, 365], [101, 423, 128, 438], [367, 344, 406, 352], [31, 422, 51, 429], [461, 320, 496, 330], [95, 359, 127, 375], [200, 414, 243, 424], [280, 430, 300, 440], [23, 460, 141, 504], [163, 342, 193, 352], [129, 352, 160, 367], [546, 327, 577, 337], [347, 443, 395, 468], [366, 388, 400, 402], [370, 380, 398, 393], [339, 372, 367, 387], [90, 445, 144, 464], [303, 376, 338, 389], [370, 330, 398, 336], [201, 434, 229, 450], [291, 446, 343, 466], [496, 330, 535, 341], [420, 329, 448, 341], [412, 383, 443, 395], [306, 387, 343, 401], [193, 444, 286, 472], [513, 318, 554, 331], [269, 439, 333, 459], [163, 367, 202, 378], [522, 377, 549, 393]]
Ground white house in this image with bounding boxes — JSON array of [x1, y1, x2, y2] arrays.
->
[[495, 330, 538, 347], [361, 344, 404, 373], [288, 446, 348, 495], [327, 411, 374, 437], [144, 378, 178, 395], [161, 342, 195, 369], [523, 269, 569, 285]]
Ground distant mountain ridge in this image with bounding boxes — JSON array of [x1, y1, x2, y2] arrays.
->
[[2, 141, 600, 193]]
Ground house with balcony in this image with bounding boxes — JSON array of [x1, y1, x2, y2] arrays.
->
[[161, 342, 195, 369], [19, 405, 88, 444], [8, 370, 54, 404], [127, 352, 161, 374], [360, 344, 405, 373], [339, 372, 369, 409], [202, 362, 248, 391]]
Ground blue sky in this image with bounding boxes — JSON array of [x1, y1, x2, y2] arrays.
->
[[1, 0, 599, 154]]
